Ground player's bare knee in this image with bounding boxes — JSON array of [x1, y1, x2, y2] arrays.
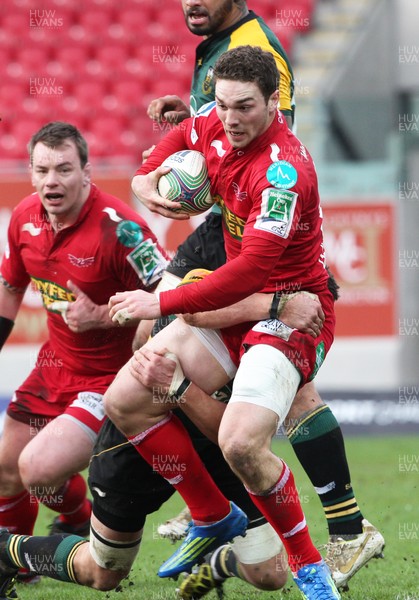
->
[[87, 566, 129, 591], [18, 453, 40, 489], [240, 560, 287, 590], [220, 435, 258, 476]]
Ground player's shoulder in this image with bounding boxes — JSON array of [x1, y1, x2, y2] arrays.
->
[[13, 192, 39, 212], [91, 185, 141, 221], [91, 185, 157, 241]]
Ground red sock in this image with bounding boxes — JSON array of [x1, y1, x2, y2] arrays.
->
[[248, 461, 321, 572], [0, 491, 39, 534], [41, 474, 91, 526], [129, 412, 230, 523]]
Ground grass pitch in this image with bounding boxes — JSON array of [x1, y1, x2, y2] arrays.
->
[[14, 435, 419, 600]]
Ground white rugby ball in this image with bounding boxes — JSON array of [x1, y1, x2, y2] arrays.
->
[[158, 150, 213, 215]]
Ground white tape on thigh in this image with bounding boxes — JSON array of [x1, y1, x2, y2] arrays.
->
[[164, 351, 186, 395], [230, 522, 283, 564], [230, 344, 301, 423], [90, 526, 141, 571], [189, 326, 237, 380]]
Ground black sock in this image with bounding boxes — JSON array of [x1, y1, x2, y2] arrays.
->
[[287, 405, 364, 536], [210, 545, 242, 580], [5, 534, 86, 582]]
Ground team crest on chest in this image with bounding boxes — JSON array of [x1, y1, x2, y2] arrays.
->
[[232, 182, 247, 201], [202, 67, 214, 95], [68, 254, 95, 267]]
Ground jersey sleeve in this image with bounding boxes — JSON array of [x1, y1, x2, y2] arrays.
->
[[0, 210, 30, 290], [109, 215, 169, 292], [159, 235, 282, 315]]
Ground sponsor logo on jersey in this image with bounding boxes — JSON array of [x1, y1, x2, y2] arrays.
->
[[215, 195, 246, 241], [30, 276, 75, 309], [252, 319, 296, 341], [116, 220, 144, 248], [255, 188, 298, 239], [68, 254, 95, 268], [309, 341, 325, 380], [70, 391, 105, 421], [127, 239, 168, 287], [266, 160, 298, 190]]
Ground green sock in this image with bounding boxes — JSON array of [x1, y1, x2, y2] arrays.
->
[[5, 534, 86, 583], [287, 405, 364, 535]]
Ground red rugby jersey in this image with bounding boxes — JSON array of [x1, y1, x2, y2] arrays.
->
[[1, 184, 167, 375], [137, 105, 329, 316]]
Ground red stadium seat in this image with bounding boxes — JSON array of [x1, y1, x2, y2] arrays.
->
[[0, 119, 45, 160], [2, 12, 29, 37], [47, 45, 93, 79], [103, 79, 145, 120], [76, 9, 113, 39], [72, 80, 109, 115], [12, 46, 51, 78], [0, 82, 27, 108], [117, 8, 151, 43], [90, 45, 131, 77]]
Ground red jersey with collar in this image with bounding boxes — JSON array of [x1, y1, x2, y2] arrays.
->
[[1, 185, 167, 375], [137, 105, 329, 317]]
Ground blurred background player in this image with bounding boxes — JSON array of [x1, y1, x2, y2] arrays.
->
[[0, 121, 167, 581], [142, 0, 384, 593]]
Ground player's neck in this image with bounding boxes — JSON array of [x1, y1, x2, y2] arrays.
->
[[208, 5, 249, 37]]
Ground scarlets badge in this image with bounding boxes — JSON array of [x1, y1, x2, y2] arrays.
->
[[266, 160, 298, 190]]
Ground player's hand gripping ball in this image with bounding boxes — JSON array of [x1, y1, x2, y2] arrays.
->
[[158, 150, 213, 215]]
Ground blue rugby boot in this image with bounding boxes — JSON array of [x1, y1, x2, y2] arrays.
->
[[293, 559, 341, 600], [158, 502, 248, 578]]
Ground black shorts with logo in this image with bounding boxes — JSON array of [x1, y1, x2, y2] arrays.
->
[[88, 410, 265, 533]]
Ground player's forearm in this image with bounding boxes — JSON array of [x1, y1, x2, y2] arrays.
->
[[182, 293, 270, 329], [179, 382, 225, 444], [0, 281, 24, 350], [0, 278, 25, 320], [92, 304, 139, 330]]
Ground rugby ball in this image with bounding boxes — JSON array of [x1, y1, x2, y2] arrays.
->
[[158, 150, 213, 215]]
